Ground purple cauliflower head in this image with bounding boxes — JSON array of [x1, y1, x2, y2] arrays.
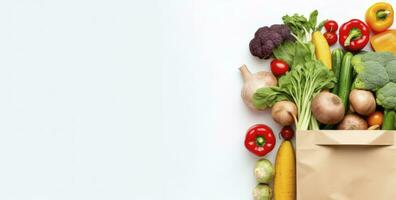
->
[[249, 36, 276, 59], [249, 25, 293, 59], [270, 24, 295, 41]]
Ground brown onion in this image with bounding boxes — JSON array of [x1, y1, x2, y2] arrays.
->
[[337, 114, 368, 130], [349, 89, 376, 116], [311, 92, 345, 125], [271, 101, 297, 126]]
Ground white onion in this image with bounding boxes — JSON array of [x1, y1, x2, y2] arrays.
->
[[240, 65, 277, 110]]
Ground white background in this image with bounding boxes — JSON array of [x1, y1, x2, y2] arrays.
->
[[0, 0, 394, 199]]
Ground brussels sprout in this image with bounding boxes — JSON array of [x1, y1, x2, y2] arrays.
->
[[254, 159, 274, 183], [253, 184, 272, 200]]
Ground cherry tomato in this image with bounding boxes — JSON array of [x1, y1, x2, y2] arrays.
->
[[270, 59, 289, 76], [280, 126, 294, 140], [323, 32, 338, 46], [368, 111, 384, 127], [324, 20, 338, 32]]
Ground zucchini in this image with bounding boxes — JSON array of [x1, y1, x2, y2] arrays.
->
[[337, 52, 354, 112], [331, 48, 344, 94], [382, 110, 395, 130]]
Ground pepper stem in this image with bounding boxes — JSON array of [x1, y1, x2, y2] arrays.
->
[[377, 10, 390, 20], [256, 136, 266, 146], [344, 28, 362, 46]]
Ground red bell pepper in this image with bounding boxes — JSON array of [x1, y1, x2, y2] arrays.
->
[[339, 19, 370, 51], [244, 124, 276, 157]]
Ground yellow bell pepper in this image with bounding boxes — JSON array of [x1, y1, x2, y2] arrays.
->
[[370, 29, 396, 55], [312, 31, 332, 69], [365, 2, 394, 33]]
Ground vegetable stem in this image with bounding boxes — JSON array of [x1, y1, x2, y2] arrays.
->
[[256, 136, 266, 146], [376, 10, 390, 20], [344, 28, 362, 46], [239, 65, 252, 81]]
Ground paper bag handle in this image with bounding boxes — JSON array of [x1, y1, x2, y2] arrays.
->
[[315, 131, 394, 146]]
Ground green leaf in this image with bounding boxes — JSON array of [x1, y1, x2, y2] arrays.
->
[[253, 87, 289, 109], [273, 41, 316, 69], [282, 10, 324, 42], [278, 72, 294, 88], [308, 10, 318, 30], [282, 14, 308, 41], [293, 42, 315, 66], [273, 41, 296, 65], [316, 19, 327, 31]]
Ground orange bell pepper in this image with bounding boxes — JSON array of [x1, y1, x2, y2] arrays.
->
[[370, 30, 396, 55], [365, 2, 394, 33]]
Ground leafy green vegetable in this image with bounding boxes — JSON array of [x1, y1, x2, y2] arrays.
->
[[253, 60, 336, 130], [253, 87, 289, 108], [282, 10, 326, 41], [274, 10, 325, 68], [282, 14, 309, 40], [272, 41, 295, 64], [308, 10, 318, 30], [273, 41, 315, 67]]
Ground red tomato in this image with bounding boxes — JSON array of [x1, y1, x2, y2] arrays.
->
[[270, 59, 289, 76], [323, 32, 338, 46], [324, 20, 338, 32], [280, 126, 294, 140]]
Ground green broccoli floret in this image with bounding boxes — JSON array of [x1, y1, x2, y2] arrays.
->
[[351, 55, 364, 73], [360, 52, 396, 65], [353, 61, 389, 91], [386, 60, 396, 82], [376, 82, 396, 110], [353, 52, 396, 130]]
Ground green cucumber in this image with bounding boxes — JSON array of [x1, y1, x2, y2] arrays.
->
[[382, 110, 395, 130], [322, 50, 348, 130], [337, 52, 354, 112], [331, 48, 344, 94]]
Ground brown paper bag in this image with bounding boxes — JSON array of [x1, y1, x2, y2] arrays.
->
[[297, 130, 396, 200]]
